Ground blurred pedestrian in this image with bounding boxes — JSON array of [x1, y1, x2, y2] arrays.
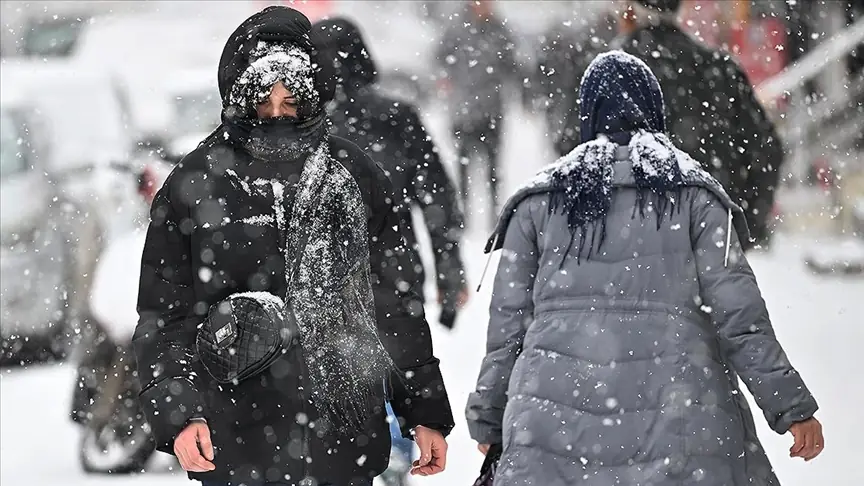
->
[[533, 10, 617, 156], [133, 6, 453, 486], [312, 17, 469, 332], [558, 0, 785, 248], [312, 18, 469, 486], [467, 51, 822, 486], [437, 0, 520, 228]]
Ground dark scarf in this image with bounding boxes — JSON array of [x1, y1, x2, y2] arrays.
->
[[550, 51, 684, 262], [221, 38, 396, 432], [223, 110, 327, 162]]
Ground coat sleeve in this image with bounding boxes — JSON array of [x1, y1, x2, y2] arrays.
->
[[691, 190, 817, 434], [366, 159, 455, 438], [466, 199, 538, 445], [401, 106, 467, 303], [132, 184, 207, 454], [725, 58, 785, 245]]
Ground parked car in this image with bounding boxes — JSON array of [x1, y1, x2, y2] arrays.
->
[[161, 68, 222, 162], [0, 89, 79, 364], [0, 60, 140, 365]]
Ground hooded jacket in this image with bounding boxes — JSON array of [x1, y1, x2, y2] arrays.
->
[[312, 18, 467, 321], [133, 7, 453, 485], [467, 51, 815, 486]]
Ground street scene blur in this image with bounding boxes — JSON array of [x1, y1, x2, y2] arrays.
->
[[0, 1, 862, 485]]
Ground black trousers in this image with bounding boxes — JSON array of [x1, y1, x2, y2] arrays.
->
[[453, 118, 502, 228]]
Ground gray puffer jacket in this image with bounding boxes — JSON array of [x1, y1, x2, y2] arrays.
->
[[466, 147, 817, 486]]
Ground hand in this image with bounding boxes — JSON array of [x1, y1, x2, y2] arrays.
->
[[410, 426, 447, 476], [789, 417, 824, 461], [174, 421, 215, 472], [438, 289, 470, 309], [478, 443, 491, 455]]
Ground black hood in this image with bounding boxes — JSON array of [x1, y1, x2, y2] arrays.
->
[[311, 17, 377, 92], [217, 6, 336, 114]]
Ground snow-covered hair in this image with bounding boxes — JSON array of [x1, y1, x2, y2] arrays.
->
[[227, 40, 320, 118]]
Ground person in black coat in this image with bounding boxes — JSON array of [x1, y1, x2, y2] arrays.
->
[[311, 18, 468, 331], [436, 0, 520, 227], [132, 7, 453, 486], [310, 19, 466, 485], [557, 0, 785, 248]]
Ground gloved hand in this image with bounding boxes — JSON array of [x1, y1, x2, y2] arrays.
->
[[438, 287, 469, 330], [439, 306, 458, 330]]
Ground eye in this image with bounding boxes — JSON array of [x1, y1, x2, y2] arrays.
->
[[284, 99, 297, 107]]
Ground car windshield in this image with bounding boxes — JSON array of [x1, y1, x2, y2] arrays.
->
[[173, 92, 221, 136], [0, 110, 28, 179], [22, 18, 86, 57]]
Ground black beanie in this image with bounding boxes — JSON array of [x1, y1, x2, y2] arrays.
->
[[635, 0, 682, 12]]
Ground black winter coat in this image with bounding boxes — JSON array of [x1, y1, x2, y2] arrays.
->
[[436, 11, 519, 129], [534, 15, 617, 154], [133, 7, 453, 486], [312, 18, 466, 316], [558, 22, 784, 245]]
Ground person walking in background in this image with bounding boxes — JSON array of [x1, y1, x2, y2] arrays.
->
[[437, 0, 520, 228], [133, 7, 452, 486], [467, 51, 822, 486], [311, 18, 468, 486], [558, 0, 785, 248], [312, 18, 469, 332], [533, 9, 617, 156]]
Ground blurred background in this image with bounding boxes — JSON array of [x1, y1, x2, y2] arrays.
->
[[0, 1, 862, 485]]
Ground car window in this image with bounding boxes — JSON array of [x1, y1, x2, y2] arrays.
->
[[22, 18, 86, 57], [0, 111, 28, 179], [173, 91, 221, 136]]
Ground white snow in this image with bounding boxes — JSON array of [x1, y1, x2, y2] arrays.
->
[[2, 99, 862, 486]]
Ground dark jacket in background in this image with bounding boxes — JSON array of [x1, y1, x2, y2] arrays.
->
[[534, 15, 617, 154], [559, 22, 784, 245], [313, 18, 467, 320], [133, 8, 453, 485], [436, 10, 518, 130]]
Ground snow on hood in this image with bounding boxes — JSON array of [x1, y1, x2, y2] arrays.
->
[[227, 41, 320, 117], [216, 6, 335, 115]]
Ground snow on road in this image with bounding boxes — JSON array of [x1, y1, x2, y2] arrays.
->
[[2, 109, 862, 485]]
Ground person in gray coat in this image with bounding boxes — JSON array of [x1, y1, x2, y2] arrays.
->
[[466, 51, 824, 486]]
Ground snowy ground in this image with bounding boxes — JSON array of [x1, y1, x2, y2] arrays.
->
[[2, 108, 862, 485]]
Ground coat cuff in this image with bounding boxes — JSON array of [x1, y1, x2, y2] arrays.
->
[[465, 392, 504, 445], [139, 377, 207, 454], [770, 397, 819, 434], [390, 358, 455, 439]]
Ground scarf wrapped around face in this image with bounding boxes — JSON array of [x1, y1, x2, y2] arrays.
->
[[223, 40, 327, 162], [222, 39, 397, 433]]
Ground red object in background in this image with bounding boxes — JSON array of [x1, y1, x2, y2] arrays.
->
[[256, 0, 333, 22], [812, 157, 836, 190], [729, 17, 787, 87], [138, 165, 158, 205]]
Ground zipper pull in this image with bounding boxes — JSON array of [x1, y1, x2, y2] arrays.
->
[[724, 209, 733, 268], [476, 233, 500, 292]]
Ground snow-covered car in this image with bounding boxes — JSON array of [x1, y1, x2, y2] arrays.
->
[[161, 68, 222, 162], [0, 60, 146, 364], [68, 10, 241, 144], [0, 59, 139, 236], [0, 90, 78, 363]]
